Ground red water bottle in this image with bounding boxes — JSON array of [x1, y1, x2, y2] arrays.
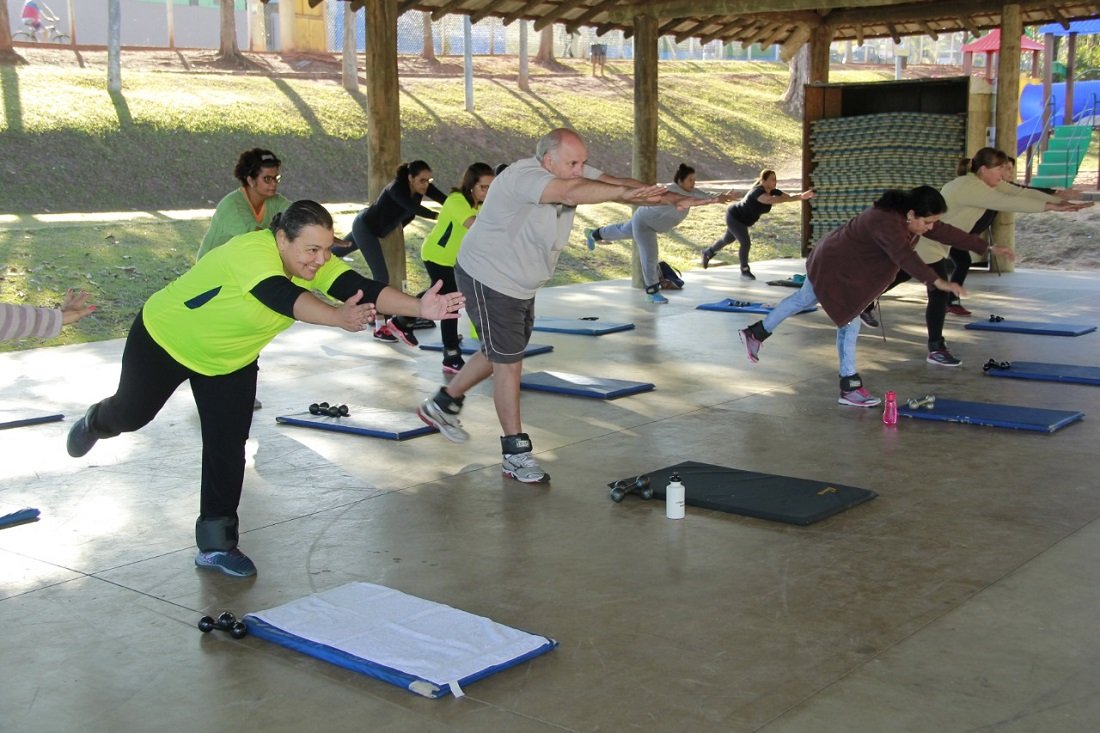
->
[[882, 390, 898, 425]]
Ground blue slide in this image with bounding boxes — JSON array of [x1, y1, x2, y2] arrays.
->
[[1018, 81, 1100, 155]]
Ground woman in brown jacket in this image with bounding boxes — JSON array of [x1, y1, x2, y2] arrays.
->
[[738, 186, 1012, 407]]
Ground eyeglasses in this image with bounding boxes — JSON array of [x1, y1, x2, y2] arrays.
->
[[261, 175, 281, 184]]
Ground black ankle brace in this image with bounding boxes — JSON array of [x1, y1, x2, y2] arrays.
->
[[434, 387, 464, 414], [501, 432, 533, 455], [839, 373, 863, 392], [748, 321, 770, 342]]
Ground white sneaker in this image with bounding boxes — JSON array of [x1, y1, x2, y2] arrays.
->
[[417, 396, 469, 443], [502, 452, 550, 483]]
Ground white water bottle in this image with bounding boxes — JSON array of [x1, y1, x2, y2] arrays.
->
[[665, 473, 685, 520]]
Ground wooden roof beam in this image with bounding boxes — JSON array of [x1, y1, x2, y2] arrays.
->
[[502, 0, 544, 26], [676, 17, 723, 43], [534, 0, 590, 32], [761, 23, 793, 48], [700, 18, 746, 45], [398, 0, 420, 14], [431, 0, 474, 22], [917, 20, 938, 40], [885, 22, 901, 44], [469, 0, 512, 25], [744, 23, 781, 48], [566, 0, 620, 33], [658, 18, 685, 36], [1045, 5, 1068, 28], [960, 15, 980, 36], [609, 0, 913, 21]]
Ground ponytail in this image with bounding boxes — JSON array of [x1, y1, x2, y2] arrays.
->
[[673, 163, 695, 185], [271, 200, 333, 239]]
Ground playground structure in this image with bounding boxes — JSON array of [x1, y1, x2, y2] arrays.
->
[[1018, 80, 1099, 189]]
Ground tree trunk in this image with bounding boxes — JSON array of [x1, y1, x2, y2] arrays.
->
[[420, 11, 436, 61], [535, 25, 555, 63], [218, 0, 243, 62], [0, 2, 27, 65], [781, 45, 809, 118]]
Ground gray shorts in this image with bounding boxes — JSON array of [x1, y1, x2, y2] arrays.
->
[[456, 264, 534, 364]]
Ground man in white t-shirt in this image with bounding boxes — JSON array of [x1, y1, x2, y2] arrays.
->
[[417, 128, 708, 483]]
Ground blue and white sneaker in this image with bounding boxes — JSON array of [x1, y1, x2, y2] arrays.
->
[[195, 548, 257, 578], [647, 291, 669, 304]]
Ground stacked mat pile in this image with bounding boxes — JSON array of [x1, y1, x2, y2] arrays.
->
[[809, 112, 966, 241]]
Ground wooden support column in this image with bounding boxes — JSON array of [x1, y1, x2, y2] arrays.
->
[[808, 24, 832, 83], [632, 12, 658, 288], [993, 3, 1022, 272], [365, 0, 406, 288]]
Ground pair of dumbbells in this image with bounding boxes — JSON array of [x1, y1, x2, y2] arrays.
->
[[309, 401, 350, 418], [198, 611, 248, 639], [608, 475, 653, 502]]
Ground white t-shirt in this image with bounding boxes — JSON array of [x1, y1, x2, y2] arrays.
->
[[457, 156, 602, 299]]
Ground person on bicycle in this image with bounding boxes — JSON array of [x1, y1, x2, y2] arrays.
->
[[21, 1, 59, 42]]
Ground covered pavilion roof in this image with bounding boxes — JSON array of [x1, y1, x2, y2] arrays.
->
[[382, 1, 1100, 48], [962, 29, 1045, 52]]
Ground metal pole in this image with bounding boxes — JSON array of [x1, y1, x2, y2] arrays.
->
[[463, 16, 474, 112], [108, 0, 121, 93]]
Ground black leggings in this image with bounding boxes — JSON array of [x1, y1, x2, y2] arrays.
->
[[708, 212, 753, 269], [424, 260, 460, 350], [881, 258, 951, 347], [90, 312, 258, 542]]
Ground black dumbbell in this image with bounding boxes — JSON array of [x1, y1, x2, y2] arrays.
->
[[198, 611, 248, 639], [608, 475, 653, 502], [989, 314, 1005, 323], [983, 359, 1011, 372], [309, 402, 349, 417]]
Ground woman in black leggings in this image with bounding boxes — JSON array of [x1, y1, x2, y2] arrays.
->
[[335, 160, 447, 345]]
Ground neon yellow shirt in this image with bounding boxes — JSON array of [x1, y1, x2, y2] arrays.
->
[[421, 192, 478, 267], [144, 229, 349, 376]]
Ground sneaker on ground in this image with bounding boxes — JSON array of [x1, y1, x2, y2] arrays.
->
[[859, 303, 880, 328], [738, 328, 762, 363], [373, 323, 397, 342], [417, 396, 469, 443], [927, 349, 962, 367], [838, 387, 882, 408], [584, 228, 598, 250], [387, 318, 419, 347], [502, 452, 550, 483], [66, 406, 99, 458], [442, 352, 466, 375], [740, 267, 756, 280], [701, 249, 713, 269], [195, 548, 257, 578], [946, 304, 972, 316], [647, 291, 669, 304]]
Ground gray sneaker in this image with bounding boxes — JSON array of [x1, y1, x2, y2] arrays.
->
[[66, 405, 100, 458], [195, 548, 257, 578], [417, 396, 469, 443], [502, 452, 550, 483]]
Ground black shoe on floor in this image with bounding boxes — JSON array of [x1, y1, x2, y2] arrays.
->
[[66, 405, 100, 458]]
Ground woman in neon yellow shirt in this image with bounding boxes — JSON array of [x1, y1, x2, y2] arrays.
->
[[420, 162, 494, 373], [66, 200, 464, 578]]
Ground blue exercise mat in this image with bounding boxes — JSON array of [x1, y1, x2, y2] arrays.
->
[[696, 298, 817, 315], [616, 461, 876, 526], [897, 397, 1083, 433], [276, 407, 437, 440], [418, 340, 553, 357], [984, 361, 1100, 386], [0, 410, 63, 430], [244, 582, 557, 699], [965, 319, 1096, 337], [520, 371, 654, 399], [532, 317, 635, 335], [0, 507, 40, 529]]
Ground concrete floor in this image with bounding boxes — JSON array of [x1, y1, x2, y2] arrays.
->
[[2, 260, 1099, 732]]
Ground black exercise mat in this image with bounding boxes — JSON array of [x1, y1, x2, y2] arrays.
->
[[621, 460, 876, 526]]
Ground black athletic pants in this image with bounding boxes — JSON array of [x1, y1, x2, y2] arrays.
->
[[881, 258, 952, 348], [90, 312, 257, 544], [424, 260, 460, 351]]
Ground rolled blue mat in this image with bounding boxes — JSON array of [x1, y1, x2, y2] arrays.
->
[[0, 507, 40, 528]]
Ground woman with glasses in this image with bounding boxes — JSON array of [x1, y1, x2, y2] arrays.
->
[[333, 160, 447, 346], [197, 148, 290, 260]]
